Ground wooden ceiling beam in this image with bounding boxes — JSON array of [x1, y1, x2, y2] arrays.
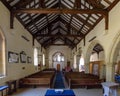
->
[[41, 35, 76, 47], [35, 23, 83, 40], [25, 3, 59, 28], [86, 0, 105, 9], [64, 37, 76, 46], [59, 37, 76, 48], [60, 17, 85, 36], [39, 0, 50, 35], [13, 8, 107, 17], [10, 11, 14, 29], [75, 0, 81, 8], [73, 15, 92, 28], [48, 44, 68, 46], [77, 15, 91, 34], [60, 37, 75, 49], [33, 17, 60, 36], [105, 12, 109, 30], [104, 0, 112, 5], [13, 0, 33, 8], [43, 42, 73, 49], [35, 34, 83, 37], [107, 0, 120, 11], [67, 0, 78, 35], [39, 0, 45, 8]]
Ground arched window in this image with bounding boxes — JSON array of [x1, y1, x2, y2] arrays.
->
[[53, 52, 64, 62], [34, 48, 38, 66], [79, 57, 85, 72], [0, 30, 6, 77], [73, 55, 77, 69], [43, 54, 45, 66]]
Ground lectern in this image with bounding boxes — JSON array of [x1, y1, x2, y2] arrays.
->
[[101, 82, 119, 96]]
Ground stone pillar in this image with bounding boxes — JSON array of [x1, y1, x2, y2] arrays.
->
[[100, 64, 106, 79], [106, 63, 115, 82], [84, 62, 90, 73], [76, 55, 80, 71]]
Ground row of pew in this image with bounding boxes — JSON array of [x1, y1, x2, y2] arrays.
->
[[64, 72, 103, 89], [19, 69, 103, 89], [19, 68, 56, 88]]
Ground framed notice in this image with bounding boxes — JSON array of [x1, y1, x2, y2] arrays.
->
[[8, 51, 19, 63], [20, 51, 27, 63]]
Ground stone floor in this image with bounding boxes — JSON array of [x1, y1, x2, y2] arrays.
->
[[10, 87, 120, 96]]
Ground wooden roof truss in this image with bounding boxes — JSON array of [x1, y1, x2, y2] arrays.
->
[[1, 0, 119, 49]]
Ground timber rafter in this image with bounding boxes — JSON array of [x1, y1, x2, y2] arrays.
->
[[1, 0, 119, 49]]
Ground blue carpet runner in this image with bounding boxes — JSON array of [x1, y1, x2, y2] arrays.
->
[[54, 71, 65, 88]]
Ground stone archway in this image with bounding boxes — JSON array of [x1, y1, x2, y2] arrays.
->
[[108, 31, 120, 81], [84, 40, 105, 76], [52, 51, 65, 71], [0, 26, 6, 76]]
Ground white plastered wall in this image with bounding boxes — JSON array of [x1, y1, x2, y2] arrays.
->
[[75, 2, 120, 81], [0, 2, 42, 84]]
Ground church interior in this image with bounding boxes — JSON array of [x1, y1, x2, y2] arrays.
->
[[0, 0, 120, 96]]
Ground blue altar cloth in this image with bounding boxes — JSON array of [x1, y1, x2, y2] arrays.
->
[[45, 89, 75, 96]]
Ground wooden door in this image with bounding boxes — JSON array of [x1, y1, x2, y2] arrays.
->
[[57, 64, 60, 71]]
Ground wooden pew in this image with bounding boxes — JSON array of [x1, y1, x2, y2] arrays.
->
[[68, 78, 102, 89], [64, 72, 102, 89], [19, 71, 55, 88]]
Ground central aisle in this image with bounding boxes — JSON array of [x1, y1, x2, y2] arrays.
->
[[54, 71, 65, 88]]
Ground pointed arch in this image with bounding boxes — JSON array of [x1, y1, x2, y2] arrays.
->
[[84, 40, 105, 76], [85, 40, 105, 64], [0, 26, 6, 77], [108, 31, 120, 81], [109, 31, 120, 64]]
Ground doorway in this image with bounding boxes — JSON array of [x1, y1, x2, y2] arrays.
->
[[57, 64, 60, 71]]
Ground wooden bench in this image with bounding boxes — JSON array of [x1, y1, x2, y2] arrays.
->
[[19, 71, 55, 88], [64, 72, 102, 89], [21, 78, 52, 88], [69, 78, 102, 89], [0, 85, 8, 96]]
